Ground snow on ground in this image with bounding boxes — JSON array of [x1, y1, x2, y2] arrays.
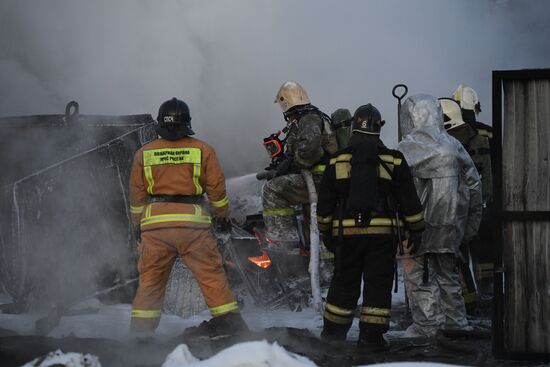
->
[[0, 172, 417, 364], [0, 291, 462, 367], [21, 349, 101, 367], [0, 265, 408, 341], [13, 340, 461, 367], [0, 296, 322, 341], [161, 341, 459, 367], [162, 341, 317, 367]]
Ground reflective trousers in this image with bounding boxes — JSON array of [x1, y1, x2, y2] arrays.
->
[[323, 236, 396, 339], [403, 253, 468, 337], [261, 173, 321, 242], [130, 227, 237, 333]]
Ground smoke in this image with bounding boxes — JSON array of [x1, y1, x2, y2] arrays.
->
[[1, 0, 549, 176]]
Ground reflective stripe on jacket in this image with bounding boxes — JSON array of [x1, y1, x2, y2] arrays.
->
[[317, 142, 424, 239], [129, 136, 229, 230]]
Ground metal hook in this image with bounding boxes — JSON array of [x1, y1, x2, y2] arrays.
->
[[392, 84, 408, 143], [392, 84, 408, 102]]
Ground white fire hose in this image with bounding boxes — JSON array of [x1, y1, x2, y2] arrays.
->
[[301, 169, 323, 313]]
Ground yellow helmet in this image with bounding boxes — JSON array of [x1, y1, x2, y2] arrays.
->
[[453, 84, 481, 113], [439, 98, 466, 131], [274, 81, 311, 112]]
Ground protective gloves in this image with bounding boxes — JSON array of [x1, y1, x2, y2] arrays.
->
[[212, 217, 232, 234], [407, 232, 423, 255], [274, 157, 294, 177], [256, 157, 295, 181]]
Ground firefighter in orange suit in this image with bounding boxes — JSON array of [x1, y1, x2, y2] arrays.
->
[[129, 98, 248, 337]]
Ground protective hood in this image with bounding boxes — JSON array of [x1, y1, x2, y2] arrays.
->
[[398, 94, 461, 178], [397, 94, 482, 255]]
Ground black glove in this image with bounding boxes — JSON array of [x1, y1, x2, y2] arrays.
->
[[212, 217, 232, 234], [274, 157, 293, 177], [322, 233, 337, 253], [256, 170, 277, 181], [408, 232, 422, 255]]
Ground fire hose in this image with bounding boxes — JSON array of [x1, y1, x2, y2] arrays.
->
[[301, 169, 323, 314]]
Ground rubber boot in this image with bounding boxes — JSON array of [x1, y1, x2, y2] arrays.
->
[[321, 318, 350, 343]]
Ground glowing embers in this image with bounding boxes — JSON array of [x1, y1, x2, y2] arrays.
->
[[248, 250, 272, 269]]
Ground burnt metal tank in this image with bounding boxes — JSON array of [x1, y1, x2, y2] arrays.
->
[[0, 102, 156, 311]]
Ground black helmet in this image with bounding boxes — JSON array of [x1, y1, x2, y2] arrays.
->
[[155, 98, 194, 140], [351, 104, 385, 135]]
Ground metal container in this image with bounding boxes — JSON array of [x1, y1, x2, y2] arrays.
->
[[0, 102, 156, 310]]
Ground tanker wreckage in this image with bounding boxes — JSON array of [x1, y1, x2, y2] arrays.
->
[[0, 102, 154, 316], [1, 75, 549, 366], [0, 102, 495, 367], [0, 101, 327, 325]]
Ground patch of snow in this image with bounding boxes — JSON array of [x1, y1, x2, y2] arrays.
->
[[48, 302, 202, 341], [162, 340, 316, 367], [162, 344, 199, 367], [161, 342, 460, 367], [21, 349, 101, 367], [0, 289, 407, 341], [243, 306, 324, 334]]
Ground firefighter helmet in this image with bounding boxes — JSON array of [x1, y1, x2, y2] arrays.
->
[[155, 98, 194, 140], [351, 104, 385, 135], [274, 81, 311, 113], [453, 84, 481, 113], [439, 97, 466, 131]]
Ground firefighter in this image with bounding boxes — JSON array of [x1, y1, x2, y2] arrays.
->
[[398, 94, 482, 338], [453, 85, 495, 294], [440, 98, 492, 310], [129, 98, 247, 338], [262, 81, 338, 249], [453, 84, 494, 144], [317, 104, 425, 351]]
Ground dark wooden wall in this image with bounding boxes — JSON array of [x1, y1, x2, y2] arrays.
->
[[502, 79, 550, 354]]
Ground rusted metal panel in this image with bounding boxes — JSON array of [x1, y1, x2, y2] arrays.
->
[[495, 69, 550, 360]]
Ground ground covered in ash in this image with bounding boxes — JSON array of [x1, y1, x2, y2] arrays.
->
[[0, 297, 545, 367], [0, 175, 546, 366]]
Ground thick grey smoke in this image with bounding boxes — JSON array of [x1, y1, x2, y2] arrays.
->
[[1, 0, 549, 177]]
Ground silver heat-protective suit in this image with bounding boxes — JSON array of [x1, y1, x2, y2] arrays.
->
[[397, 94, 482, 337]]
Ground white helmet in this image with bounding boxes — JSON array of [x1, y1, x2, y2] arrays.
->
[[439, 98, 466, 131], [274, 81, 311, 113], [453, 84, 481, 113]]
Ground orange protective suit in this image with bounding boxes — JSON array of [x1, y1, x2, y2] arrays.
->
[[128, 136, 237, 333]]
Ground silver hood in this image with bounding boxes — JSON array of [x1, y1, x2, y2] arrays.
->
[[398, 94, 460, 178], [397, 94, 482, 254]]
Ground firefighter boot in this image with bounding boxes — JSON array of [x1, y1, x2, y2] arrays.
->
[[321, 318, 350, 343], [357, 327, 390, 352], [182, 312, 249, 338]]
